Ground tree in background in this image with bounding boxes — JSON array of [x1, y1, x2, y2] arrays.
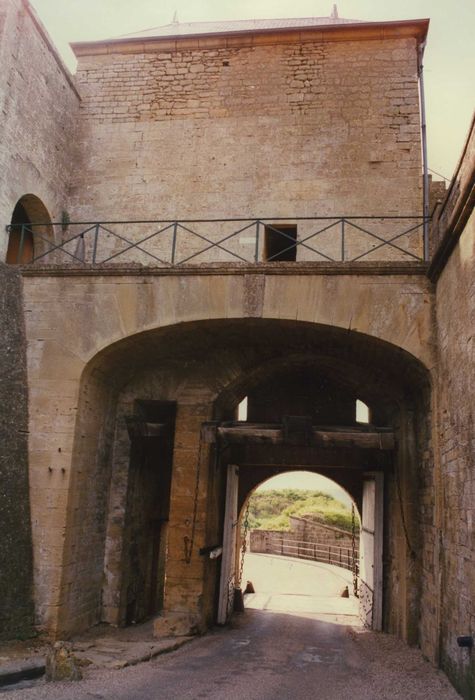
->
[[247, 489, 354, 532]]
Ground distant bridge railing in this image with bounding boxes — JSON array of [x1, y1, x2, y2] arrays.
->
[[5, 216, 428, 266], [250, 531, 358, 572]]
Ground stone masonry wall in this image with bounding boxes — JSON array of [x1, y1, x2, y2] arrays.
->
[[69, 35, 423, 263], [0, 263, 34, 639], [434, 206, 475, 698], [0, 0, 80, 259], [289, 515, 353, 546]]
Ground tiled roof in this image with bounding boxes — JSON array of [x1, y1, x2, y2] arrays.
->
[[117, 16, 364, 41]]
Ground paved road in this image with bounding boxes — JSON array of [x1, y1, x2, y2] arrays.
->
[[4, 555, 460, 699]]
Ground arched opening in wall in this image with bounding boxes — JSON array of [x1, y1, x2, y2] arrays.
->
[[236, 471, 360, 620], [6, 194, 52, 264], [53, 318, 429, 641]]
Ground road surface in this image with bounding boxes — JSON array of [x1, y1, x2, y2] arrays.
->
[[3, 554, 460, 699]]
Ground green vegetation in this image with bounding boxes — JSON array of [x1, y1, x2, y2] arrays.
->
[[246, 489, 353, 532]]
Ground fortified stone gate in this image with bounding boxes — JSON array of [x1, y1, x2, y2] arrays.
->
[[0, 2, 474, 698]]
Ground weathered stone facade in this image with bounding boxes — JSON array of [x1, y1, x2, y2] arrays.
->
[[0, 0, 80, 259], [71, 35, 422, 223], [63, 22, 426, 267], [428, 120, 475, 698], [0, 0, 78, 639], [0, 4, 474, 698]]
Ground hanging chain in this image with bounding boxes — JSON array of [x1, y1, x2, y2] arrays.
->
[[351, 503, 359, 598], [184, 428, 205, 564], [237, 500, 251, 587]]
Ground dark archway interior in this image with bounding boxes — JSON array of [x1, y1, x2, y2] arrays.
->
[[87, 318, 429, 407], [79, 317, 428, 513], [6, 194, 52, 264]]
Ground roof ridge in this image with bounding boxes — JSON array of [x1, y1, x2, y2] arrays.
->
[[113, 14, 364, 41]]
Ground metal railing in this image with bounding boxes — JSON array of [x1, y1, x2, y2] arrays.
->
[[251, 534, 358, 572], [5, 216, 428, 266]]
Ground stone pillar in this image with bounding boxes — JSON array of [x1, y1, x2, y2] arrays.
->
[[25, 348, 85, 637], [155, 400, 213, 636], [395, 407, 421, 645]]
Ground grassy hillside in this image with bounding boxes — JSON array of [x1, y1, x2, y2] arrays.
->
[[246, 489, 353, 532]]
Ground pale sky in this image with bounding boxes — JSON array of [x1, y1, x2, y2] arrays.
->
[[30, 0, 475, 180]]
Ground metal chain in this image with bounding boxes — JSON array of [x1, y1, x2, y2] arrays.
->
[[184, 428, 204, 564], [237, 501, 251, 586], [351, 503, 359, 598]]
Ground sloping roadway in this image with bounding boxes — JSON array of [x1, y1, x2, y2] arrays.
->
[[5, 554, 460, 699]]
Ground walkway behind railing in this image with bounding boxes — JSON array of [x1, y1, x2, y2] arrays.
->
[[5, 216, 428, 266], [250, 532, 358, 572]]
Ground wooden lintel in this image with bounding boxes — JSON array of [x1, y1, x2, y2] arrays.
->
[[226, 443, 392, 470], [216, 425, 394, 450], [239, 462, 380, 470]]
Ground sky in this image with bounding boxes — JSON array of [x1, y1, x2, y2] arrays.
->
[[30, 0, 475, 180]]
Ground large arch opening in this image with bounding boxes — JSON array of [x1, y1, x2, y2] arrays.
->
[[49, 318, 430, 645], [6, 194, 52, 264]]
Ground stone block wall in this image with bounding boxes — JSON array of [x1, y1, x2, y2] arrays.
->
[[68, 32, 424, 264], [289, 515, 353, 546], [0, 263, 34, 639], [431, 121, 475, 697], [0, 0, 80, 259]]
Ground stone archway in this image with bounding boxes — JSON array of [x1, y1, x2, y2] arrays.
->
[[30, 317, 430, 643]]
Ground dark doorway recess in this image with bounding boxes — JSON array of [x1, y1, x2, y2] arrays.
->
[[6, 194, 52, 264], [264, 224, 297, 261], [123, 400, 176, 625], [7, 201, 34, 264]]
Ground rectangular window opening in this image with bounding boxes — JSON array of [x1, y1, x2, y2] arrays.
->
[[264, 224, 297, 261]]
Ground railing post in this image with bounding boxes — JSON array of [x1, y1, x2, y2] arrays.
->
[[254, 220, 260, 263], [171, 221, 178, 266], [92, 224, 100, 264], [341, 219, 345, 261]]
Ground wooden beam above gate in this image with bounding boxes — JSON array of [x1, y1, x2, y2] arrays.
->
[[223, 443, 392, 470], [203, 421, 395, 451]]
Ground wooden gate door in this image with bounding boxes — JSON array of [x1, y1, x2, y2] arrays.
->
[[217, 464, 239, 624], [359, 472, 384, 630]]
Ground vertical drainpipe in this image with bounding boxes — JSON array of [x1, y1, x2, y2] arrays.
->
[[418, 40, 430, 261]]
